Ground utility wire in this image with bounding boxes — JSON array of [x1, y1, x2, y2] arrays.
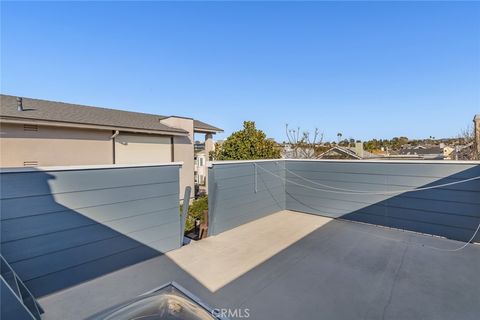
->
[[257, 165, 480, 195], [255, 164, 480, 251]]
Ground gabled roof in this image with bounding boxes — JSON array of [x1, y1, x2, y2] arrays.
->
[[193, 119, 224, 133], [318, 146, 362, 159], [0, 94, 222, 135]]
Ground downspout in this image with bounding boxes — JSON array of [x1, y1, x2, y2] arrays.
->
[[111, 130, 119, 164]]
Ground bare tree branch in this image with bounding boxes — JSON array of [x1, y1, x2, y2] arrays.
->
[[284, 124, 325, 159], [455, 124, 477, 160]]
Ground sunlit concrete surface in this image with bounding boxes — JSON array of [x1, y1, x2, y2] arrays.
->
[[166, 210, 331, 292], [38, 211, 480, 320]]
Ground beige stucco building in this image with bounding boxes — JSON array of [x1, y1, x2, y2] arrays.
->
[[0, 94, 222, 199]]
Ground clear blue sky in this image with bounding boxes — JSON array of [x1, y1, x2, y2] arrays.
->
[[1, 1, 479, 142]]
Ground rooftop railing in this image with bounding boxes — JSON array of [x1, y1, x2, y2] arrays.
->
[[1, 163, 183, 298], [208, 159, 480, 243]]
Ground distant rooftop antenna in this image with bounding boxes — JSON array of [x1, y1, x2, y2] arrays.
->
[[17, 97, 24, 111]]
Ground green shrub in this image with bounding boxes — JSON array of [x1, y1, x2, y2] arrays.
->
[[181, 195, 208, 233]]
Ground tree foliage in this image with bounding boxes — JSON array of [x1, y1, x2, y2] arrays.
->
[[181, 195, 208, 233], [211, 121, 280, 160], [362, 136, 409, 151]]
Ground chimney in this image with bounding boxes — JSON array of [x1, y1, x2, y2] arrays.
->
[[17, 97, 24, 111], [355, 141, 364, 158], [474, 115, 480, 159]]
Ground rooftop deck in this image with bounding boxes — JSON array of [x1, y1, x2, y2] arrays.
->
[[39, 210, 480, 320], [2, 160, 479, 319]]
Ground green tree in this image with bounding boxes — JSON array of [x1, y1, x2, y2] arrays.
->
[[337, 132, 342, 143], [349, 138, 355, 147], [211, 121, 280, 160], [181, 195, 208, 233], [339, 139, 349, 147]]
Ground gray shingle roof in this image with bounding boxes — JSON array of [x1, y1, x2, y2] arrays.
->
[[318, 146, 362, 159], [0, 94, 222, 134], [193, 119, 224, 133], [398, 147, 443, 155]]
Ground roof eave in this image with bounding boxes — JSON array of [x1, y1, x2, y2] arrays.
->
[[0, 117, 189, 136], [194, 127, 224, 134]]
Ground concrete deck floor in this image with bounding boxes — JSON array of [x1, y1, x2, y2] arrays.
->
[[39, 210, 480, 320]]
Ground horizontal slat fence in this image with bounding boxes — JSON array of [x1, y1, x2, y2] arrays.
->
[[208, 160, 480, 243], [208, 161, 285, 235], [285, 160, 480, 242], [0, 164, 182, 297]]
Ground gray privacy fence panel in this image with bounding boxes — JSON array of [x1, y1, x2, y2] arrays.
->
[[208, 161, 285, 235], [1, 278, 36, 320], [0, 164, 182, 297], [285, 160, 480, 242]]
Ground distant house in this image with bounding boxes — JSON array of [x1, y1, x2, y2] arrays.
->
[[398, 145, 448, 160], [0, 94, 223, 197], [442, 145, 455, 159], [194, 149, 208, 186], [318, 143, 452, 161], [453, 114, 480, 160], [318, 146, 362, 160], [317, 142, 387, 160], [452, 142, 474, 160], [194, 140, 210, 188], [281, 143, 328, 159], [282, 141, 373, 160]]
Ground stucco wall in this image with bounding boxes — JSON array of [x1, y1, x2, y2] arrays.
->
[[160, 117, 195, 200], [0, 123, 113, 167], [1, 121, 195, 200], [114, 133, 172, 164]]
